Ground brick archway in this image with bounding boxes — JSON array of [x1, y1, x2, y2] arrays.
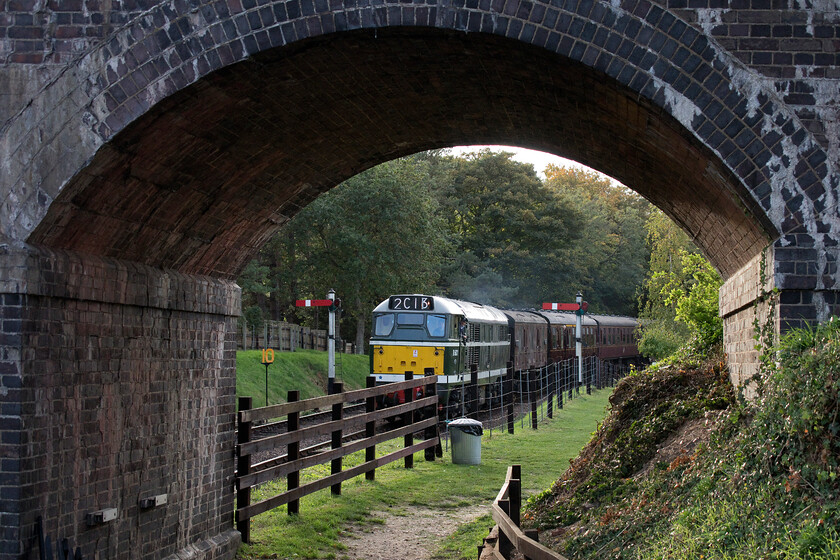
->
[[1, 1, 839, 559], [26, 28, 776, 279]]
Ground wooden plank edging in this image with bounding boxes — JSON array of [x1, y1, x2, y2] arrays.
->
[[491, 467, 570, 560]]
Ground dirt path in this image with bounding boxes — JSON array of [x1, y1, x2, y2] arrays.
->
[[338, 505, 490, 560]]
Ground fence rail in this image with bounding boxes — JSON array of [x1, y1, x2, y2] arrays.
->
[[483, 465, 568, 560], [240, 319, 358, 352], [235, 374, 441, 542]]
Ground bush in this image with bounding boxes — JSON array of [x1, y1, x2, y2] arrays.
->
[[637, 318, 688, 360]]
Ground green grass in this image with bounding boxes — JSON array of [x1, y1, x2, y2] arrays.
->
[[236, 389, 614, 559], [236, 349, 371, 407]]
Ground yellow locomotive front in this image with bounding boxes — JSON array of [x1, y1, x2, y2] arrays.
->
[[369, 295, 459, 385], [371, 343, 446, 381]]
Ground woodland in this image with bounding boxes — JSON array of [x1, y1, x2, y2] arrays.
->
[[237, 149, 722, 358]]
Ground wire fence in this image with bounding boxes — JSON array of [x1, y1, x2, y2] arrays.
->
[[441, 356, 635, 443]]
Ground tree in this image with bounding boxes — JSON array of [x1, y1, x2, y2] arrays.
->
[[543, 166, 651, 315], [635, 210, 722, 358], [660, 250, 723, 350], [239, 156, 449, 352], [436, 150, 586, 307]]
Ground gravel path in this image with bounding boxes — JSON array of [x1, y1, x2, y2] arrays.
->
[[338, 505, 489, 560]]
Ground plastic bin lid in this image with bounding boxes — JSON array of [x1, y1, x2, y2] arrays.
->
[[449, 417, 483, 436]]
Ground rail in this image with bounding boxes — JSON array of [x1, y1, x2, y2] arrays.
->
[[235, 373, 440, 543], [484, 465, 569, 560]]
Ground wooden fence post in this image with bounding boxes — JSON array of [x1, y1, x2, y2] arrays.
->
[[404, 371, 414, 469], [505, 362, 514, 435], [424, 369, 437, 461], [510, 464, 522, 528], [557, 364, 564, 410], [365, 376, 377, 481], [529, 370, 538, 430], [331, 382, 344, 495], [568, 360, 574, 401], [469, 364, 479, 419], [287, 390, 300, 515], [498, 500, 513, 559], [236, 396, 252, 543], [547, 365, 554, 419]]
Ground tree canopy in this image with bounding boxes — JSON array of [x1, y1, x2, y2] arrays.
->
[[238, 148, 716, 356]]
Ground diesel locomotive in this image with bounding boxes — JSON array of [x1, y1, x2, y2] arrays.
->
[[368, 294, 642, 418]]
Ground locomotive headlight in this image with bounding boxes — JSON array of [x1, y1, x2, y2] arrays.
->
[[378, 347, 383, 354]]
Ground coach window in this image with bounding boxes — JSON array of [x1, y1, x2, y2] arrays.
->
[[373, 314, 395, 336], [426, 314, 447, 337]]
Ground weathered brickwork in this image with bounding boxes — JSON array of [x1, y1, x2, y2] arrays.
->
[[0, 244, 240, 558], [1, 1, 836, 282], [1, 1, 836, 153], [1, 1, 839, 559]]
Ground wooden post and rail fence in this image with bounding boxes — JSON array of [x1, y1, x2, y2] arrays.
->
[[235, 373, 440, 542], [482, 464, 568, 560]]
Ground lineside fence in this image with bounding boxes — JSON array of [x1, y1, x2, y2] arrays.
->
[[239, 319, 357, 353], [235, 374, 440, 542], [446, 356, 635, 438], [481, 465, 568, 560]]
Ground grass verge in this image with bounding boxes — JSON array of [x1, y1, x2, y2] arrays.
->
[[236, 389, 614, 559], [236, 349, 371, 407]]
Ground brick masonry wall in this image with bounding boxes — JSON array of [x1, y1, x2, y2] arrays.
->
[[1, 0, 836, 150], [0, 244, 241, 559], [720, 248, 774, 390], [721, 244, 840, 390]]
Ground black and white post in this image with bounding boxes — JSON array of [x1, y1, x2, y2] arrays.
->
[[328, 289, 336, 395], [576, 291, 583, 389]]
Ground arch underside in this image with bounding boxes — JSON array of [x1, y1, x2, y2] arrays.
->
[[29, 28, 774, 280]]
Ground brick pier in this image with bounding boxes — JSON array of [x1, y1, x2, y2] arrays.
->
[[0, 245, 240, 558]]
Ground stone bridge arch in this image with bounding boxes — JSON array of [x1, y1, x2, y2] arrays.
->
[[0, 0, 838, 558]]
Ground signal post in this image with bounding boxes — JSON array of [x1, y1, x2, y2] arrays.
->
[[542, 292, 588, 391], [296, 290, 342, 394]]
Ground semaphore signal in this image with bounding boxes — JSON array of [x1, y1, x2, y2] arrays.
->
[[295, 299, 333, 307], [295, 290, 341, 394], [541, 301, 588, 313], [543, 293, 587, 387]]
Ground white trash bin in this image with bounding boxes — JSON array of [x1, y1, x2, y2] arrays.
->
[[449, 418, 483, 465]]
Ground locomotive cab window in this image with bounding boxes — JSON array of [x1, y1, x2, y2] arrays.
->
[[373, 313, 395, 336], [397, 313, 425, 326], [426, 314, 447, 337]]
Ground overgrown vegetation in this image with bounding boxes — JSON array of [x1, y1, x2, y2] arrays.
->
[[524, 320, 840, 560], [635, 210, 723, 361]]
